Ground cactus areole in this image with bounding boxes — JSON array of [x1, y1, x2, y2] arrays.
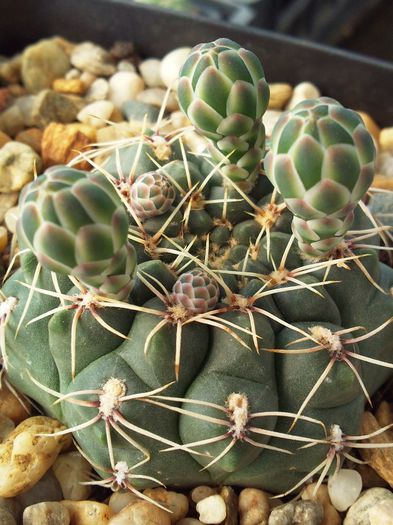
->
[[1, 39, 393, 497]]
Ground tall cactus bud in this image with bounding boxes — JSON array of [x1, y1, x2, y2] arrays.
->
[[265, 97, 376, 257], [178, 38, 270, 192], [17, 166, 137, 299]]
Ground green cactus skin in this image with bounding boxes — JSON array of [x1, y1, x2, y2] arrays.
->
[[265, 97, 376, 257], [1, 41, 393, 498], [178, 38, 270, 193]]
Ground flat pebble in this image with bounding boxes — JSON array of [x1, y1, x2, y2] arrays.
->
[[108, 491, 139, 513], [139, 58, 163, 87], [0, 141, 42, 193], [239, 488, 270, 525], [196, 495, 226, 524], [137, 88, 178, 112], [328, 469, 362, 512], [23, 501, 70, 525], [287, 81, 320, 109], [143, 488, 188, 523], [32, 89, 79, 127], [77, 100, 114, 128], [71, 42, 116, 76], [0, 416, 70, 497], [108, 501, 171, 525], [344, 488, 393, 525], [52, 78, 86, 96], [52, 452, 92, 501], [109, 71, 144, 109], [61, 500, 113, 525], [160, 47, 191, 89], [268, 500, 323, 525]]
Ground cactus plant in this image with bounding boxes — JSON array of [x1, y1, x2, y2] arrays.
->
[[1, 38, 393, 500]]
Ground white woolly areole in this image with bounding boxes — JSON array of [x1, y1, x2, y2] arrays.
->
[[227, 393, 249, 439], [114, 461, 129, 484], [0, 296, 18, 320], [330, 424, 345, 452], [310, 326, 343, 353], [99, 378, 127, 419]]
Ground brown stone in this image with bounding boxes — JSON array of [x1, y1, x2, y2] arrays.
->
[[360, 411, 393, 487], [0, 131, 11, 148], [53, 78, 86, 95], [42, 122, 96, 169], [220, 486, 238, 525], [0, 55, 21, 84], [268, 83, 293, 110], [15, 128, 43, 153], [376, 401, 393, 428], [372, 174, 393, 191], [0, 382, 31, 424], [7, 84, 27, 97], [0, 88, 11, 113], [32, 89, 79, 128]]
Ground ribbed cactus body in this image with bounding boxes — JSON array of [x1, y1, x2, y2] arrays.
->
[[265, 97, 376, 257]]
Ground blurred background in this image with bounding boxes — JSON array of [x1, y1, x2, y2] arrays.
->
[[133, 0, 393, 62]]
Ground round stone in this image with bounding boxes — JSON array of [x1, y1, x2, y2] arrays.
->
[[160, 47, 192, 89], [196, 495, 226, 524], [328, 468, 363, 512]]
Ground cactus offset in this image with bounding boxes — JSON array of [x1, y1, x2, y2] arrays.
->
[[1, 39, 393, 502]]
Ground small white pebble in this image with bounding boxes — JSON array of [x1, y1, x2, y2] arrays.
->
[[263, 110, 282, 138], [328, 468, 362, 512], [109, 71, 144, 109], [80, 71, 97, 88], [65, 68, 80, 80], [4, 206, 19, 234], [196, 495, 226, 524], [117, 60, 136, 73], [108, 491, 139, 513], [160, 47, 191, 90], [86, 78, 109, 101], [369, 499, 393, 525], [139, 58, 164, 88], [77, 100, 114, 128], [137, 88, 178, 112], [287, 81, 320, 109]]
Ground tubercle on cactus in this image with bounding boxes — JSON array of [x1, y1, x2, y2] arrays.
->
[[2, 37, 393, 502]]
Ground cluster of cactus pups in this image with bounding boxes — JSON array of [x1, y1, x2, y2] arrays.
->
[[2, 38, 393, 503]]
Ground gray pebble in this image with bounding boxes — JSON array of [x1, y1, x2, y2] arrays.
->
[[0, 507, 16, 525], [344, 487, 393, 525], [268, 500, 323, 525], [32, 89, 79, 127], [16, 470, 63, 510], [122, 100, 159, 124]]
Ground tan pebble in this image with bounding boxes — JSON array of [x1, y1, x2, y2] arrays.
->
[[357, 111, 380, 143], [190, 486, 217, 504], [0, 55, 22, 84], [143, 488, 189, 523], [376, 401, 393, 429], [239, 487, 270, 525], [52, 452, 92, 501], [139, 58, 163, 88], [80, 71, 97, 88], [15, 128, 43, 153], [0, 416, 71, 497], [0, 130, 11, 148], [372, 174, 393, 191], [170, 111, 190, 130], [4, 206, 19, 234], [0, 105, 25, 137], [137, 88, 178, 112], [287, 81, 320, 109], [42, 122, 96, 170], [360, 412, 393, 486], [65, 68, 81, 80], [52, 37, 76, 57], [0, 382, 30, 423], [23, 501, 70, 525], [196, 495, 226, 524], [369, 499, 393, 525], [8, 84, 27, 97], [53, 78, 86, 95], [268, 83, 293, 110], [302, 483, 342, 525], [108, 501, 171, 525], [108, 491, 139, 513], [220, 486, 237, 525], [0, 226, 8, 253], [96, 123, 133, 142], [0, 193, 18, 224], [77, 100, 114, 128], [110, 107, 124, 122], [61, 501, 113, 525], [183, 130, 208, 154], [0, 141, 42, 192], [0, 88, 11, 113], [0, 414, 14, 443], [380, 127, 393, 152]]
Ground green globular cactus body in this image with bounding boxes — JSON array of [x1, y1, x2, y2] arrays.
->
[[265, 97, 376, 257], [2, 41, 393, 498]]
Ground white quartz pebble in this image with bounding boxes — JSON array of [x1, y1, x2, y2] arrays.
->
[[139, 58, 163, 87], [160, 47, 191, 90], [196, 495, 226, 524], [109, 71, 144, 109], [77, 100, 114, 128], [287, 81, 321, 109], [328, 468, 362, 512], [369, 499, 393, 525]]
